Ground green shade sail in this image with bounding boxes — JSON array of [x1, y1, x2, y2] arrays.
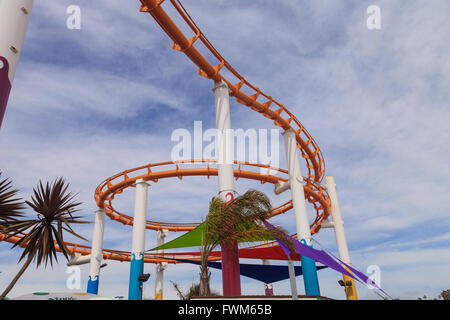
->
[[147, 223, 205, 251], [147, 222, 274, 252]]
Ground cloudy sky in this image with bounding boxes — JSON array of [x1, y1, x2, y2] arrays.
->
[[1, 0, 449, 300]]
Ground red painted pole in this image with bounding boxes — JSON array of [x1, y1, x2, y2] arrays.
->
[[214, 79, 241, 297], [0, 57, 12, 128], [221, 240, 241, 296]]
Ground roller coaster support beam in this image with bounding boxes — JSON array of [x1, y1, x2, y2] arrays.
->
[[155, 229, 169, 300], [87, 209, 106, 294], [128, 179, 149, 300], [68, 253, 91, 266], [213, 80, 241, 296], [213, 80, 235, 202], [274, 180, 290, 195], [288, 259, 299, 300], [325, 176, 358, 300], [283, 129, 321, 296], [0, 0, 34, 129]]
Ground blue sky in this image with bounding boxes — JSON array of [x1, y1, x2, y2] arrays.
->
[[0, 0, 449, 300]]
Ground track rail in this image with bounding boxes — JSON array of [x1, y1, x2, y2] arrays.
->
[[95, 159, 329, 234], [0, 230, 200, 264], [0, 160, 330, 265], [139, 0, 325, 182]]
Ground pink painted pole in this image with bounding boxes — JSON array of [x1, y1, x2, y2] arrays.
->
[[221, 240, 241, 296], [0, 0, 34, 129]]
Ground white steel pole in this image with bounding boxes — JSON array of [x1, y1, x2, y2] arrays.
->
[[86, 209, 106, 294], [262, 259, 274, 296], [282, 129, 320, 295], [325, 176, 358, 299], [213, 80, 235, 200], [212, 80, 240, 296], [283, 129, 311, 242], [325, 176, 351, 263], [128, 179, 149, 300], [288, 259, 298, 300], [0, 0, 34, 128], [68, 253, 91, 266], [154, 229, 168, 300]]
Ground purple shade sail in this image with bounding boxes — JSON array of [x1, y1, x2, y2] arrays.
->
[[336, 257, 389, 296], [263, 221, 361, 283], [263, 221, 391, 298], [295, 241, 355, 279], [264, 221, 292, 259]]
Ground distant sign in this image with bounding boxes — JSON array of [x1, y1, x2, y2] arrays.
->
[[11, 292, 114, 300]]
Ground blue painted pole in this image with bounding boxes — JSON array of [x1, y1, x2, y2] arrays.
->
[[300, 241, 320, 295], [283, 129, 321, 296], [87, 276, 99, 295], [128, 179, 149, 300], [128, 253, 144, 300], [87, 209, 106, 295]]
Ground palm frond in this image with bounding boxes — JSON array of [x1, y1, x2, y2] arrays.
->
[[0, 172, 25, 224], [4, 177, 88, 267], [197, 189, 299, 295]]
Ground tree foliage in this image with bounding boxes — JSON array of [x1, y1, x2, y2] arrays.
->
[[0, 172, 25, 226], [198, 189, 295, 296], [417, 290, 450, 300], [0, 177, 89, 299]]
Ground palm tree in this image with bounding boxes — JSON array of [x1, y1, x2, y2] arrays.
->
[[199, 189, 294, 296], [0, 172, 25, 226], [0, 177, 90, 299]]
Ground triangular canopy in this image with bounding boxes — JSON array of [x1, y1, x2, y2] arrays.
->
[[165, 245, 301, 261], [168, 258, 327, 283], [149, 223, 205, 251], [148, 222, 273, 252]]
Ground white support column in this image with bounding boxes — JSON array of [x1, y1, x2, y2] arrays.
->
[[87, 209, 106, 294], [283, 129, 312, 244], [213, 80, 235, 201], [282, 129, 320, 295], [325, 176, 351, 263], [128, 179, 149, 300], [262, 259, 274, 295], [212, 80, 240, 296], [325, 176, 358, 299], [0, 0, 34, 128], [0, 0, 33, 81], [288, 259, 298, 300], [155, 229, 169, 300]]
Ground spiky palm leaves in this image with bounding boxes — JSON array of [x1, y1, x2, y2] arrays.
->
[[0, 172, 25, 226], [7, 178, 89, 266], [199, 189, 294, 296], [0, 178, 89, 299]]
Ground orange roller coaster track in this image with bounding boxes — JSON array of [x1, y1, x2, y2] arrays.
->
[[95, 160, 329, 234], [139, 0, 326, 182], [1, 0, 332, 266]]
